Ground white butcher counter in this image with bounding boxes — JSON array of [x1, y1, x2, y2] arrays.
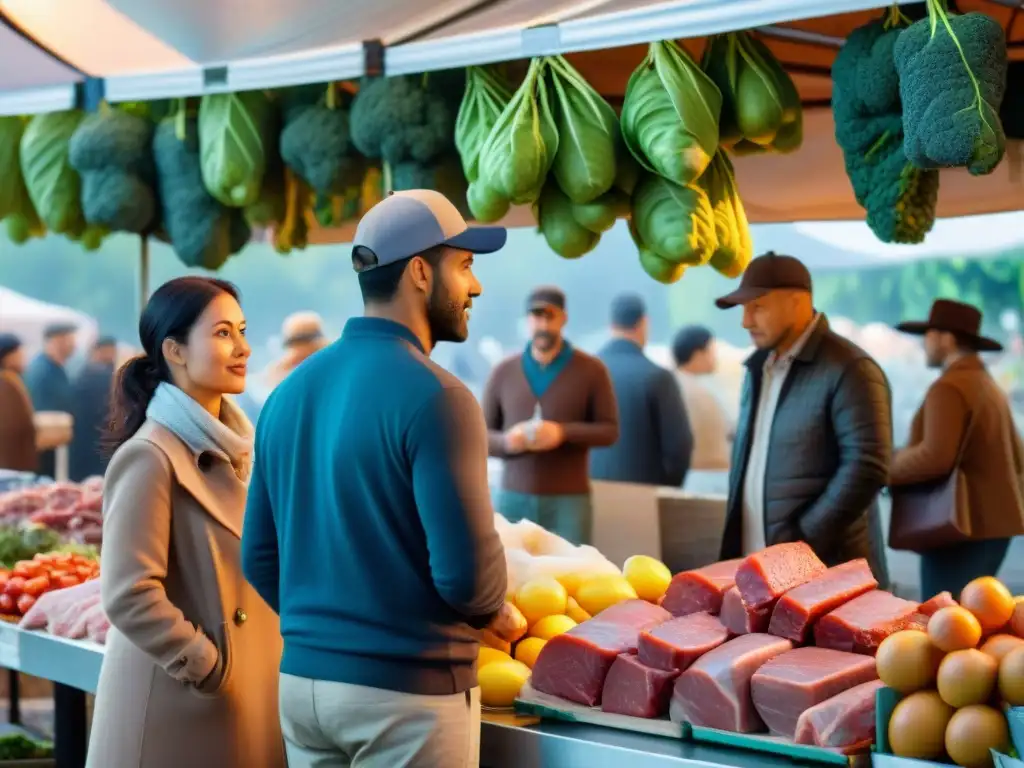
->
[[0, 622, 854, 768]]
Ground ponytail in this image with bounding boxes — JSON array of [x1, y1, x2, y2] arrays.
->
[[102, 354, 163, 455]]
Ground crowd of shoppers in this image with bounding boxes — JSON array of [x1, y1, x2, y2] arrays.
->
[[0, 187, 1017, 767]]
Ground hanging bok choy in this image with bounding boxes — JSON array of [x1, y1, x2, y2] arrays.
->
[[455, 66, 515, 222], [621, 41, 722, 186]]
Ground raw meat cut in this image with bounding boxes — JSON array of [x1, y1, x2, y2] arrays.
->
[[19, 579, 109, 644], [815, 590, 921, 654], [670, 633, 793, 732], [720, 586, 771, 635], [794, 679, 883, 749], [769, 559, 878, 642], [750, 647, 879, 738], [530, 600, 671, 706], [735, 543, 827, 610], [918, 591, 957, 617], [601, 653, 679, 718], [638, 612, 730, 672], [661, 559, 742, 616]]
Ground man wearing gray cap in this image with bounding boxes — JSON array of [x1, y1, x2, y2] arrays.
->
[[242, 190, 515, 767], [715, 252, 892, 584], [23, 322, 77, 478], [591, 294, 692, 487], [482, 285, 618, 545]]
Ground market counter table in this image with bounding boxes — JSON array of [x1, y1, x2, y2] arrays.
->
[[1, 628, 828, 768]]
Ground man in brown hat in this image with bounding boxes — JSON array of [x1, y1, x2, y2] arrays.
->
[[715, 252, 893, 583], [891, 299, 1024, 598]]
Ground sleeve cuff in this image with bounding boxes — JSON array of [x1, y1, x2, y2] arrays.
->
[[166, 628, 219, 685]]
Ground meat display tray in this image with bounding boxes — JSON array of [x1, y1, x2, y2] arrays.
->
[[516, 681, 864, 765]]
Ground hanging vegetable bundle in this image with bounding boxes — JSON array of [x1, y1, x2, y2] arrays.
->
[[153, 104, 250, 270], [68, 106, 159, 235], [0, 116, 45, 244], [20, 110, 88, 238], [621, 41, 722, 186], [456, 66, 515, 223], [893, 0, 1008, 176], [701, 152, 753, 278], [630, 172, 716, 284], [198, 91, 276, 207], [701, 32, 803, 155], [833, 11, 939, 244]]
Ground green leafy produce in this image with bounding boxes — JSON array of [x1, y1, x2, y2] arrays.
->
[[198, 90, 275, 206], [631, 171, 716, 267], [350, 74, 455, 166], [628, 216, 686, 285], [702, 33, 802, 153], [467, 180, 510, 223], [621, 41, 721, 186], [893, 0, 1008, 175], [20, 109, 87, 236], [153, 110, 250, 269], [455, 66, 513, 184], [0, 733, 53, 760], [535, 183, 600, 259], [570, 189, 629, 234], [280, 83, 363, 199], [478, 58, 559, 206], [68, 107, 158, 234], [0, 116, 45, 244], [833, 12, 939, 244], [547, 56, 620, 204], [700, 152, 752, 278], [0, 525, 63, 569]]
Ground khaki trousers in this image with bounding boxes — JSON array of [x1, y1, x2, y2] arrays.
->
[[278, 673, 481, 768]]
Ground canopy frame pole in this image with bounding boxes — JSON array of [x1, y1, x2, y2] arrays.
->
[[137, 236, 150, 318]]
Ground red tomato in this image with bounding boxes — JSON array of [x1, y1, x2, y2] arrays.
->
[[0, 573, 9, 590], [13, 561, 42, 579], [51, 553, 73, 566], [22, 576, 50, 597], [0, 594, 15, 614], [58, 575, 80, 589], [48, 570, 68, 586], [5, 576, 26, 598], [16, 594, 35, 615], [74, 565, 94, 580]]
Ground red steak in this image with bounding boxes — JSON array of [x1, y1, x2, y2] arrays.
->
[[720, 586, 771, 636], [601, 653, 679, 718], [794, 679, 884, 749], [815, 590, 921, 654], [638, 612, 730, 672], [735, 543, 827, 611], [661, 559, 743, 616], [769, 559, 878, 642]]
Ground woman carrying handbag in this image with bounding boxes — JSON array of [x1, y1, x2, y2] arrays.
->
[[889, 299, 1024, 600]]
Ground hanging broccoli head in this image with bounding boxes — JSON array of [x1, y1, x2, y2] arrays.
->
[[349, 75, 456, 166]]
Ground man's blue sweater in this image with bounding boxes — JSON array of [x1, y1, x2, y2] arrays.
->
[[241, 317, 507, 695]]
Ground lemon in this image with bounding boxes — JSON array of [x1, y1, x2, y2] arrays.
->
[[515, 637, 547, 668], [575, 574, 638, 617], [623, 555, 672, 602], [515, 578, 568, 625], [479, 660, 531, 708], [478, 647, 514, 668], [566, 597, 591, 624], [530, 614, 577, 640], [555, 572, 584, 597]]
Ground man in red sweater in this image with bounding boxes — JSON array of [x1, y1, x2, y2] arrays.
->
[[482, 286, 619, 545]]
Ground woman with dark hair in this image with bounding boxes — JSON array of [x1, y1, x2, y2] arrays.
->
[[86, 277, 285, 768]]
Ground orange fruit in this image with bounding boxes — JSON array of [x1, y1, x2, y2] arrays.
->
[[980, 633, 1024, 662], [999, 646, 1024, 706], [1010, 596, 1024, 638], [945, 705, 1010, 768], [960, 576, 1015, 634], [928, 606, 982, 652], [876, 630, 944, 694], [888, 691, 953, 761], [936, 649, 998, 708]]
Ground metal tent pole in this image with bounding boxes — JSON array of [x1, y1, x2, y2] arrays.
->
[[137, 236, 150, 317]]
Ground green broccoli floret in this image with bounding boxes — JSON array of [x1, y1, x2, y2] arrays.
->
[[280, 103, 360, 195], [68, 109, 158, 234], [349, 75, 455, 166], [833, 14, 939, 244], [894, 7, 1007, 175], [152, 116, 246, 270]]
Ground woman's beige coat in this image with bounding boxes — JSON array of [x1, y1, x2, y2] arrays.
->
[[86, 406, 285, 768]]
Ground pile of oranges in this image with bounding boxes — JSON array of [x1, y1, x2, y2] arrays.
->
[[878, 576, 1024, 768]]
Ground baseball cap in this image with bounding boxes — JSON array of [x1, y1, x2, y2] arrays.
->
[[526, 286, 566, 313], [43, 322, 77, 339], [351, 189, 507, 272], [610, 294, 646, 328], [714, 251, 812, 309]]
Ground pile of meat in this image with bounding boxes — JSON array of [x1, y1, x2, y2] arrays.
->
[[530, 542, 942, 752], [0, 479, 103, 545], [19, 578, 109, 645]]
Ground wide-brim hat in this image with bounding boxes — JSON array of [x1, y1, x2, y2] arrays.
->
[[895, 299, 1003, 352]]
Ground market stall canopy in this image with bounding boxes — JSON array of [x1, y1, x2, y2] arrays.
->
[[0, 0, 1021, 226], [0, 286, 97, 355]]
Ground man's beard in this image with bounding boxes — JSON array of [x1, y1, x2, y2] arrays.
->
[[427, 282, 467, 344], [925, 349, 944, 369], [532, 331, 557, 352]]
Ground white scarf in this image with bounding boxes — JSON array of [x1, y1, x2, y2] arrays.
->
[[146, 382, 253, 482]]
